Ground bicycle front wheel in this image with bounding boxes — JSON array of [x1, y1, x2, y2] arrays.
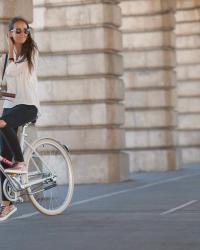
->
[[24, 138, 74, 215]]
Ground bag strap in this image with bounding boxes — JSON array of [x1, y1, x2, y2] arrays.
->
[[2, 53, 8, 81]]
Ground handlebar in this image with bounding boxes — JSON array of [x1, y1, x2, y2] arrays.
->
[[0, 92, 16, 98]]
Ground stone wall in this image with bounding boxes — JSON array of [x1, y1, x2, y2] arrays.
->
[[120, 0, 178, 171], [176, 0, 200, 164], [33, 0, 129, 183]]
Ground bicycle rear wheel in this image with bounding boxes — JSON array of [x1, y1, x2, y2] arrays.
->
[[24, 138, 74, 215]]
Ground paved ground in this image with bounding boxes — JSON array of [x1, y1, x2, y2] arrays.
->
[[1, 164, 200, 250]]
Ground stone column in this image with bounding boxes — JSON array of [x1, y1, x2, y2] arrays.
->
[[33, 0, 129, 183], [176, 0, 200, 164], [120, 0, 178, 172]]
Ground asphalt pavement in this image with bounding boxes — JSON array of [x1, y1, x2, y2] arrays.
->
[[1, 164, 200, 250]]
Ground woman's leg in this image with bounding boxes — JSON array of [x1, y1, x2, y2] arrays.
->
[[0, 105, 37, 203], [0, 127, 18, 202], [1, 126, 23, 162], [0, 108, 17, 203], [0, 104, 37, 162], [0, 133, 11, 203], [0, 108, 14, 165]]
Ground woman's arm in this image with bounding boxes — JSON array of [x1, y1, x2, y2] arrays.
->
[[7, 32, 14, 61]]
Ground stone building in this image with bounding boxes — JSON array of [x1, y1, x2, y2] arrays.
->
[[0, 0, 200, 183]]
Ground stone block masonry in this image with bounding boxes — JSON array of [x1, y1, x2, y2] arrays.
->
[[176, 0, 200, 164], [33, 0, 129, 183], [120, 0, 178, 172]]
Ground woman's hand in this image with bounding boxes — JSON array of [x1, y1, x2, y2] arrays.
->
[[6, 32, 14, 57]]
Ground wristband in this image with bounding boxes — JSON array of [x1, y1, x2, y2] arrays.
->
[[9, 58, 14, 61]]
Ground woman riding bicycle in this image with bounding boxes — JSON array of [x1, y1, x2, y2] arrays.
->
[[0, 16, 40, 221]]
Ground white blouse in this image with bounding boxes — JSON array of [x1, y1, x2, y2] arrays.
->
[[0, 50, 41, 115]]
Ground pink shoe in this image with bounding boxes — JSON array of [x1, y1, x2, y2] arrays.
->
[[0, 205, 17, 221], [5, 162, 27, 174]]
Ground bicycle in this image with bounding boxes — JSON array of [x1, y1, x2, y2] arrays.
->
[[0, 91, 74, 216]]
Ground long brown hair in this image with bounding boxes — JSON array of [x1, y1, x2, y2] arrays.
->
[[8, 16, 38, 72]]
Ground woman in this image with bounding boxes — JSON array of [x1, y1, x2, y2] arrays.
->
[[0, 16, 40, 221]]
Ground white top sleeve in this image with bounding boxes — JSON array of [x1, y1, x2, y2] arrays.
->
[[3, 49, 41, 115]]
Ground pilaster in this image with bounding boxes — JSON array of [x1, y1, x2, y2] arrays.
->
[[120, 0, 178, 171], [176, 0, 200, 164]]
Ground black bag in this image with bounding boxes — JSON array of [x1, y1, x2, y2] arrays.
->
[[1, 53, 8, 91]]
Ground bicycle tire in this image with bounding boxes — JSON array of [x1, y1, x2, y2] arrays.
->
[[24, 138, 74, 216]]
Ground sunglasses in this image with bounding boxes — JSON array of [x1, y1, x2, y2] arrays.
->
[[10, 28, 30, 35]]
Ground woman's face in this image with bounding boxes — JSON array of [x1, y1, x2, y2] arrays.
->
[[10, 21, 29, 45]]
